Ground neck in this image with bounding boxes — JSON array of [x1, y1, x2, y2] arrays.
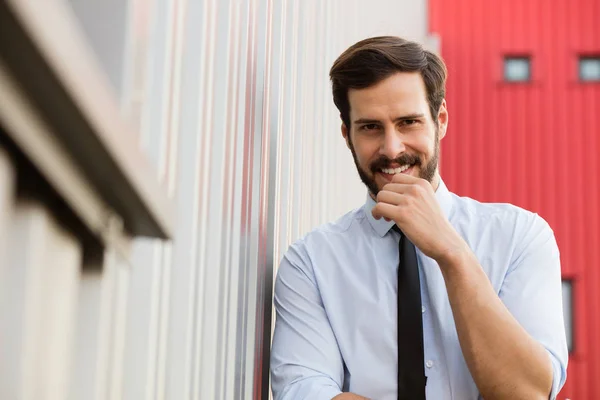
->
[[431, 173, 441, 191]]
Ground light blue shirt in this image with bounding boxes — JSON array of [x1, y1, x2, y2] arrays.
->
[[270, 180, 568, 400]]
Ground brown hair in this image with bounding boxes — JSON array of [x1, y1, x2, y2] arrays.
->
[[329, 36, 448, 128]]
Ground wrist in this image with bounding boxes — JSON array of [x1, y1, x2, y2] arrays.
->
[[435, 236, 471, 270]]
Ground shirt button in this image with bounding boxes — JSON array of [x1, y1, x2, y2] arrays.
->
[[426, 360, 434, 368], [422, 306, 426, 313]]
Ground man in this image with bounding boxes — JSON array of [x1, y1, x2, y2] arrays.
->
[[270, 36, 568, 400]]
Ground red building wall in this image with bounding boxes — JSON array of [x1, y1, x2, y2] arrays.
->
[[429, 0, 600, 398]]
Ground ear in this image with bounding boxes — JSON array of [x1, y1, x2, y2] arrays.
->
[[341, 123, 351, 149], [437, 99, 449, 140]]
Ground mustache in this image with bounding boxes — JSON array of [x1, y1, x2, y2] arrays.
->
[[369, 154, 421, 173]]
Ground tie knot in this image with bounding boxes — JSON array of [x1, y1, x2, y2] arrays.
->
[[391, 225, 403, 235]]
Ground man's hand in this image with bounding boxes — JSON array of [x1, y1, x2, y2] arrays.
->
[[371, 173, 466, 262], [372, 175, 556, 399]]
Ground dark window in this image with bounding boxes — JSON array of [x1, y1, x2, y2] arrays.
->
[[562, 279, 574, 353], [579, 56, 600, 82], [504, 56, 531, 82]]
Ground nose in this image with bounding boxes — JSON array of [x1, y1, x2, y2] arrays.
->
[[380, 126, 405, 160]]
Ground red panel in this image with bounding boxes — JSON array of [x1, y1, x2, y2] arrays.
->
[[429, 0, 600, 398]]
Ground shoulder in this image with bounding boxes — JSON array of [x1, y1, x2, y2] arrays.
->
[[278, 206, 369, 272], [450, 193, 557, 260], [451, 193, 551, 232], [287, 206, 366, 254]]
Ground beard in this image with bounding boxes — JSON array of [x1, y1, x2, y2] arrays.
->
[[349, 130, 440, 196]]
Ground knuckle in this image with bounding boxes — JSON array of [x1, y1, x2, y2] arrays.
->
[[398, 195, 409, 207], [415, 182, 429, 196], [417, 179, 430, 190]]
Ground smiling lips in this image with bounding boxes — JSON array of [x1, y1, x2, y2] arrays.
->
[[381, 164, 412, 174]]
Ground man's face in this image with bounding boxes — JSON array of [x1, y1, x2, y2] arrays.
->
[[342, 72, 448, 196]]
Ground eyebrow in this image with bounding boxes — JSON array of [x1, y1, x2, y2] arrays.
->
[[353, 113, 426, 125]]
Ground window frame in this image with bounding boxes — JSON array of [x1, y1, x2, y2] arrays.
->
[[578, 55, 600, 82], [503, 55, 532, 83], [562, 278, 575, 354]]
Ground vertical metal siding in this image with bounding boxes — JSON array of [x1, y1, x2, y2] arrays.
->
[[1, 201, 82, 400], [118, 0, 431, 399], [69, 268, 102, 400], [429, 0, 600, 397], [0, 0, 439, 397]]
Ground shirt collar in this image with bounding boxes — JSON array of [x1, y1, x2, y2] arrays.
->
[[364, 179, 454, 237]]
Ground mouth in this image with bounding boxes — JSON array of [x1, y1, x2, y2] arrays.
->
[[378, 164, 415, 180]]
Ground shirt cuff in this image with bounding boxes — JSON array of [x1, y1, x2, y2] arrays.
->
[[275, 377, 342, 400], [315, 385, 343, 400]]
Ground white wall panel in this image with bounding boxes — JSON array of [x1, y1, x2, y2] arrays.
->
[[0, 147, 14, 291], [0, 201, 81, 400], [69, 248, 132, 400], [0, 150, 17, 400], [69, 268, 103, 400], [107, 253, 131, 400]]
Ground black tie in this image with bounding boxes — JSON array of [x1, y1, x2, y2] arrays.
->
[[392, 225, 427, 399]]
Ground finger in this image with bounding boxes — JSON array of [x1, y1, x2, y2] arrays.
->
[[376, 190, 404, 206], [391, 173, 422, 184], [371, 202, 398, 220], [380, 183, 414, 194]]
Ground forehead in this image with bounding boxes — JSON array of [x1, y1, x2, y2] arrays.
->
[[347, 72, 429, 120]]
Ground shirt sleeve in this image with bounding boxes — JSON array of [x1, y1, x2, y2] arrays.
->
[[270, 242, 344, 400], [498, 213, 569, 399]]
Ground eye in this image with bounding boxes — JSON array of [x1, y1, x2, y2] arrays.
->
[[361, 124, 380, 131], [401, 119, 418, 126]]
